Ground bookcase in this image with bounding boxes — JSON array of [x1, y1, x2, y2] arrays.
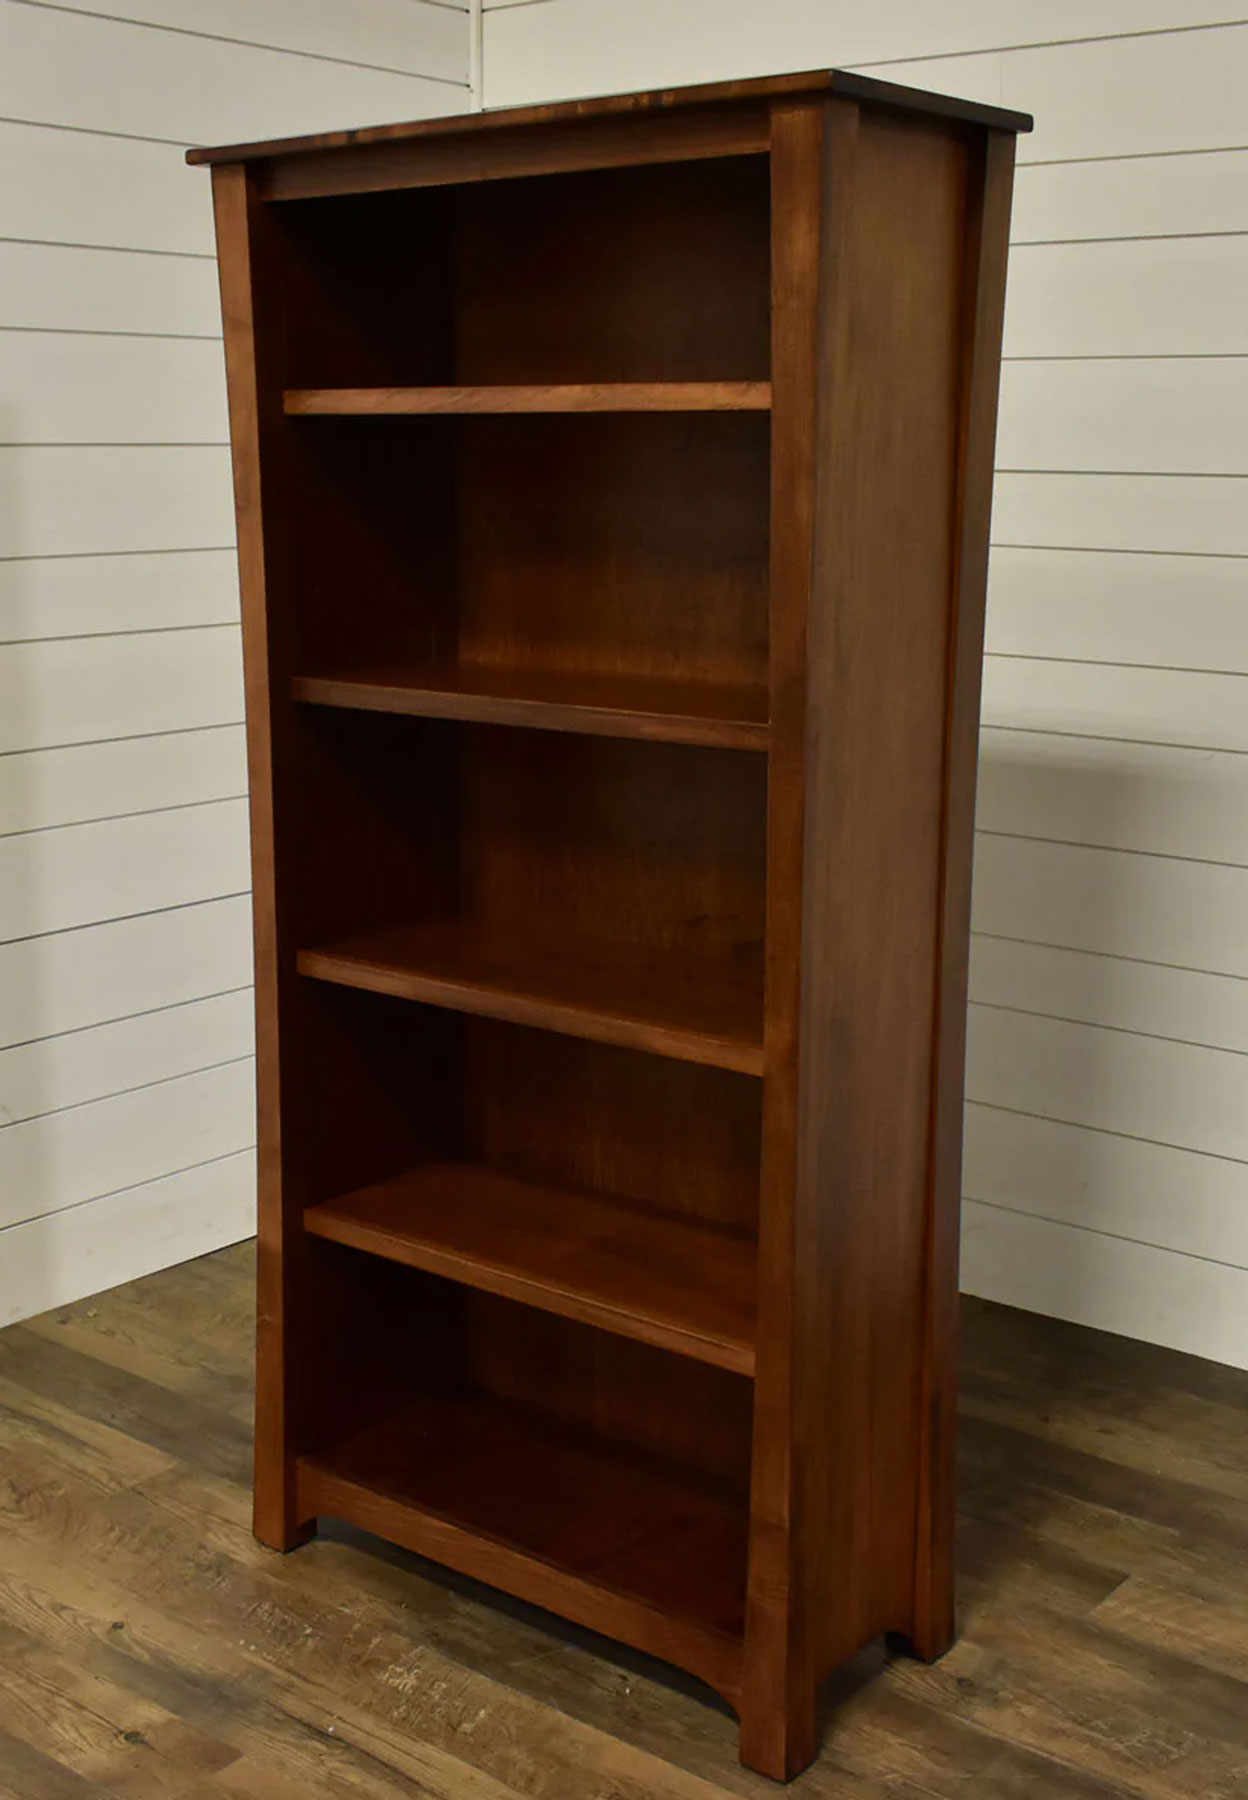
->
[[191, 70, 1031, 1780]]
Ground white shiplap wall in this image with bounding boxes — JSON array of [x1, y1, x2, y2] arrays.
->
[[483, 2, 1248, 1368], [0, 0, 471, 1323]]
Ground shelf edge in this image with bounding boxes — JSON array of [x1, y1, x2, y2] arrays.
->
[[305, 1194, 757, 1376], [297, 946, 766, 1077], [292, 674, 770, 753], [284, 382, 773, 415]]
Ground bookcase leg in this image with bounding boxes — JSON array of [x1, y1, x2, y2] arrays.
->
[[888, 1560, 956, 1664], [889, 1597, 955, 1665], [902, 1490, 957, 1664], [738, 1675, 818, 1781], [253, 1406, 313, 1552], [254, 1510, 316, 1555], [253, 1473, 315, 1552]]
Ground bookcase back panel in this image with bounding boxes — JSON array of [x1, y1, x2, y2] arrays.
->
[[303, 1243, 462, 1444], [297, 985, 464, 1207], [286, 412, 770, 691], [291, 978, 761, 1235], [286, 415, 457, 670], [458, 727, 766, 962], [460, 1292, 754, 1499], [451, 157, 770, 385], [274, 154, 770, 388], [455, 414, 770, 688], [291, 707, 461, 946], [462, 1020, 761, 1235], [301, 1245, 753, 1516], [293, 708, 766, 971], [299, 1247, 752, 1643]]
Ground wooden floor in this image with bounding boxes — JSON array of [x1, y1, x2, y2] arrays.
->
[[2, 1244, 1248, 1798]]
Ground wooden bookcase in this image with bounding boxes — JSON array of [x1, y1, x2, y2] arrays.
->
[[191, 70, 1031, 1780]]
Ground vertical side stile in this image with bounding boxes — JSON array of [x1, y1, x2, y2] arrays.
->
[[212, 164, 305, 1551], [740, 94, 854, 1783]]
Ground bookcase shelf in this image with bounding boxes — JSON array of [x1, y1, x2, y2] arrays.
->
[[285, 381, 772, 414], [292, 663, 770, 750], [299, 920, 765, 1074], [297, 1387, 748, 1703], [199, 67, 1027, 1780], [305, 1161, 756, 1373]]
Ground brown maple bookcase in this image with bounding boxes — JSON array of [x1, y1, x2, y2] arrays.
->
[[191, 70, 1030, 1780]]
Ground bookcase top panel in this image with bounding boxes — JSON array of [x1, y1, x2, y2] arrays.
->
[[186, 68, 1032, 170]]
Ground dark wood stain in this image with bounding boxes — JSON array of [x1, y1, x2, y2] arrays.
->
[[186, 67, 1032, 168], [202, 75, 1029, 1780]]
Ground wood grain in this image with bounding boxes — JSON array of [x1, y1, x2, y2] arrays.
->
[[305, 1161, 757, 1373], [210, 162, 310, 1556], [912, 126, 1018, 1665], [297, 1387, 748, 1705], [292, 663, 769, 751], [203, 71, 1028, 1786], [298, 919, 765, 1075], [742, 97, 1016, 1778], [285, 383, 772, 414], [740, 92, 829, 1782], [186, 68, 1031, 166]]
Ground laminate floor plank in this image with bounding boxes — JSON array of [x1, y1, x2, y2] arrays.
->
[[2, 1243, 1247, 1799]]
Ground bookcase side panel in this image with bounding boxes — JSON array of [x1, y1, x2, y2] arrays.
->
[[913, 126, 1018, 1660], [212, 163, 308, 1549], [799, 106, 989, 1678], [743, 99, 1001, 1780]]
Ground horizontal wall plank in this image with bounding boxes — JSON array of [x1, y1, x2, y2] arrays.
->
[[45, 0, 470, 83], [961, 1200, 1248, 1370], [0, 629, 244, 754], [482, 0, 1245, 37], [966, 1102, 1248, 1268], [0, 1148, 255, 1327], [0, 122, 214, 256], [0, 333, 228, 444], [0, 447, 235, 556], [971, 832, 1248, 978], [0, 548, 239, 643], [0, 895, 252, 1048], [978, 729, 1248, 865], [0, 989, 252, 1130], [0, 241, 222, 337], [874, 24, 1248, 164], [966, 1003, 1248, 1161], [1004, 240, 1248, 359], [1011, 148, 1248, 244], [992, 473, 1248, 556], [0, 797, 250, 942], [0, 1057, 255, 1231], [0, 725, 247, 836], [0, 4, 463, 146], [970, 934, 1248, 1055], [481, 2, 1248, 114], [985, 547, 1248, 670], [981, 658, 1248, 753], [997, 359, 1248, 475]]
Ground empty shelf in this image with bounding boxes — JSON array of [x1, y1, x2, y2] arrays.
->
[[298, 921, 764, 1075], [298, 1389, 747, 1703], [306, 1161, 757, 1374], [293, 663, 769, 751]]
